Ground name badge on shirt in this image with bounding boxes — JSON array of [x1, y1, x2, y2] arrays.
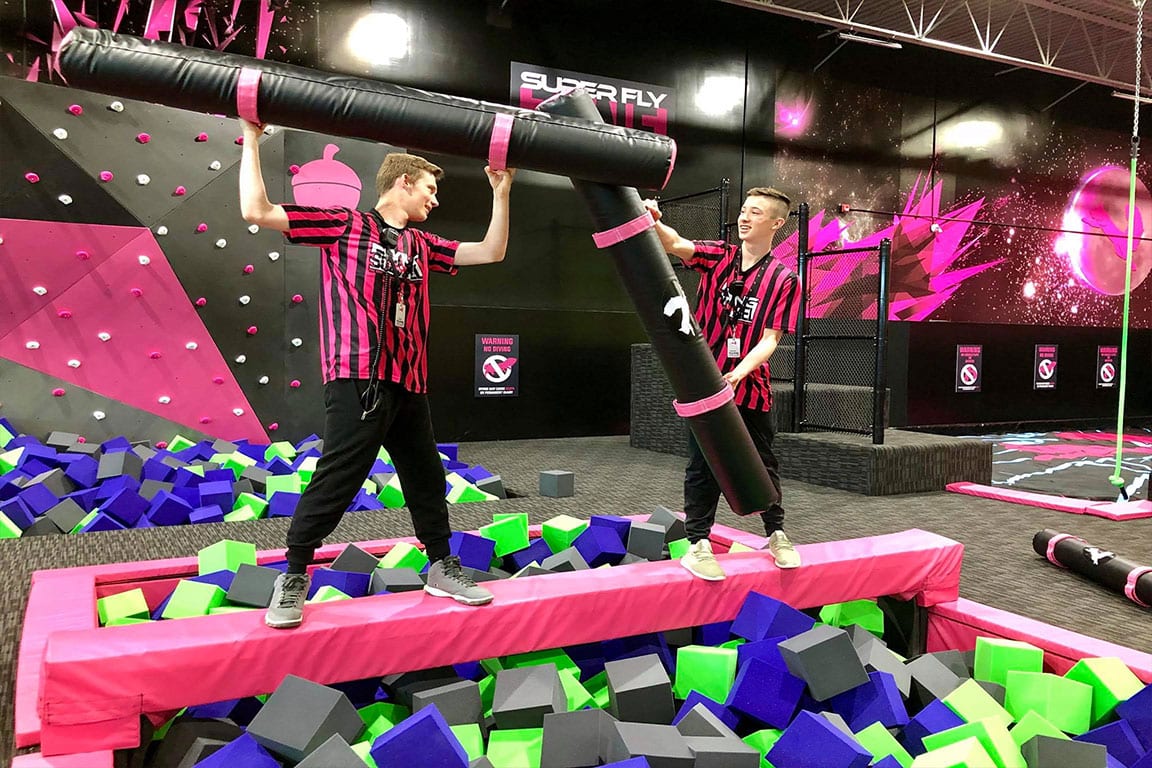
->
[[727, 336, 742, 359], [394, 298, 407, 329]]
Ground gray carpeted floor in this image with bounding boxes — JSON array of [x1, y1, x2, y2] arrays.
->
[[3, 436, 1151, 762]]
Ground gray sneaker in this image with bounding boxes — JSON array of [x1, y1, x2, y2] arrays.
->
[[265, 572, 310, 629], [425, 556, 494, 606]]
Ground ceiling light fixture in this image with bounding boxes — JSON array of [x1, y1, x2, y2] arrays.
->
[[1111, 90, 1152, 105], [837, 31, 902, 50]]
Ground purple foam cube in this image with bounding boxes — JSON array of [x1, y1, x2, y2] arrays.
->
[[78, 512, 126, 533], [65, 489, 99, 511], [436, 443, 459, 462], [151, 594, 171, 620], [828, 670, 908, 731], [590, 515, 632, 545], [726, 656, 805, 728], [264, 456, 296, 476], [146, 490, 192, 526], [462, 465, 493, 484], [872, 756, 903, 768], [573, 526, 627, 568], [1075, 720, 1146, 767], [169, 486, 200, 507], [694, 621, 733, 647], [268, 492, 301, 518], [901, 698, 965, 756], [309, 568, 370, 599], [369, 704, 468, 768], [444, 460, 469, 472], [198, 480, 234, 511], [450, 531, 497, 572], [21, 459, 54, 478], [101, 487, 148, 526], [736, 636, 788, 672], [766, 710, 872, 768], [141, 457, 176, 483], [133, 516, 155, 529], [672, 691, 740, 732], [193, 732, 280, 768], [191, 570, 236, 591], [454, 661, 484, 681], [602, 760, 652, 767], [505, 537, 553, 572], [234, 442, 266, 462], [730, 592, 816, 642], [17, 483, 59, 515], [101, 436, 131, 453], [348, 489, 384, 512], [190, 505, 226, 524], [1117, 683, 1152, 751], [63, 455, 99, 488], [94, 474, 139, 502], [0, 497, 35, 530]]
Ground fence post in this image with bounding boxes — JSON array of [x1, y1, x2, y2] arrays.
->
[[872, 238, 891, 445], [792, 203, 809, 433]]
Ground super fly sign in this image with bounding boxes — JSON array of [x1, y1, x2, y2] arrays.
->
[[511, 63, 675, 135]]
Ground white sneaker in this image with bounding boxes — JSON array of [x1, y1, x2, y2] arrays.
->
[[681, 539, 726, 581], [768, 531, 801, 569]]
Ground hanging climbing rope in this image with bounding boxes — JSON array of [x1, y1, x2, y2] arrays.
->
[[1109, 0, 1147, 499]]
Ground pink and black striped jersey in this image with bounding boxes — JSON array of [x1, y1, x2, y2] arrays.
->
[[686, 240, 801, 411], [283, 205, 458, 392]]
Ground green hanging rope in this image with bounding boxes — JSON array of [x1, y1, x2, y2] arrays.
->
[[1109, 0, 1147, 498]]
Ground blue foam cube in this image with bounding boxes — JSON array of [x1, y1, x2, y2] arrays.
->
[[725, 656, 805, 728], [730, 592, 816, 642], [369, 704, 468, 768], [766, 710, 872, 768]]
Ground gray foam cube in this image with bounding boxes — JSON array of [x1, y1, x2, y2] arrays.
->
[[626, 521, 667, 561], [470, 759, 495, 768], [853, 633, 912, 697], [412, 680, 482, 726], [541, 547, 590, 572], [778, 623, 870, 701], [648, 505, 687, 542], [604, 722, 694, 767], [331, 544, 381, 575], [225, 564, 280, 608], [818, 711, 855, 737], [539, 470, 575, 498], [295, 734, 365, 768], [1022, 734, 1107, 767], [476, 475, 507, 499], [905, 654, 964, 711], [684, 736, 761, 767], [605, 653, 674, 725], [492, 665, 566, 729], [512, 564, 554, 578], [246, 675, 364, 762], [370, 567, 426, 594], [541, 708, 616, 768], [675, 703, 738, 738]]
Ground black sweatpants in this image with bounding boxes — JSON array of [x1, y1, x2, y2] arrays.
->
[[285, 379, 452, 571], [683, 404, 784, 543]]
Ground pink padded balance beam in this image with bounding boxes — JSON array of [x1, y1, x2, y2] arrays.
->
[[27, 527, 963, 755], [947, 482, 1152, 520]]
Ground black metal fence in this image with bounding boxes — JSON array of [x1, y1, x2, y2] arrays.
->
[[657, 181, 729, 311], [794, 203, 892, 444]]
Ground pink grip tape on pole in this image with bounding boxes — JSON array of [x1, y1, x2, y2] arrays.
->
[[673, 386, 734, 418], [1125, 566, 1152, 607], [236, 68, 262, 124], [592, 211, 656, 249], [1046, 533, 1083, 567], [489, 113, 514, 171]]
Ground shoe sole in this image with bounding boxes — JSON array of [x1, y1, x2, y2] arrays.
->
[[773, 556, 801, 569], [680, 558, 725, 581], [424, 584, 493, 606], [265, 615, 302, 629]]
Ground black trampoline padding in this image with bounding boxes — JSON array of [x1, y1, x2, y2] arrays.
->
[[57, 29, 676, 190], [1033, 528, 1152, 607]]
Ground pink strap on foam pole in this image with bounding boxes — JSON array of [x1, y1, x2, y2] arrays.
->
[[1046, 533, 1081, 567], [592, 211, 656, 249], [236, 67, 262, 124], [489, 113, 514, 171], [1125, 566, 1152, 607], [673, 386, 734, 418]]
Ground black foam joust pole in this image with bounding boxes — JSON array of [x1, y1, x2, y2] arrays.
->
[[1033, 529, 1152, 607], [55, 28, 675, 190], [538, 90, 778, 517]]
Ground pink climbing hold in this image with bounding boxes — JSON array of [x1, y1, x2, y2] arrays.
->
[[195, 132, 208, 142], [99, 171, 113, 182], [52, 388, 65, 397], [136, 133, 151, 144], [149, 351, 162, 359], [291, 294, 304, 304], [200, 416, 212, 424], [68, 104, 83, 115], [212, 376, 224, 384], [243, 264, 254, 274], [195, 297, 207, 307], [268, 422, 279, 431], [24, 173, 39, 183], [76, 250, 90, 260], [77, 436, 86, 443], [57, 309, 72, 319], [196, 223, 208, 232], [130, 287, 143, 297], [246, 325, 258, 335], [235, 136, 245, 145], [290, 379, 301, 388], [156, 441, 168, 449], [289, 164, 301, 174], [174, 185, 187, 196]]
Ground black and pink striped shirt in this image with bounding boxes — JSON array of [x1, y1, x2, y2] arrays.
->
[[686, 241, 802, 411], [283, 205, 458, 391]]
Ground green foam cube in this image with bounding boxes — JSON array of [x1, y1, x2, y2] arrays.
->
[[856, 721, 913, 768], [212, 451, 256, 480], [71, 510, 99, 534], [585, 671, 610, 710], [351, 741, 378, 767], [942, 679, 1014, 729], [296, 455, 319, 484], [1009, 711, 1068, 749], [974, 637, 1044, 688], [208, 606, 256, 615], [674, 645, 738, 702], [378, 541, 428, 572], [922, 718, 1024, 768], [450, 723, 484, 761], [558, 668, 595, 711], [376, 446, 392, 463], [1064, 656, 1145, 725], [504, 650, 579, 678], [161, 581, 226, 619], [910, 736, 996, 768], [742, 728, 782, 768], [487, 727, 542, 768], [728, 541, 757, 554], [541, 515, 589, 554], [667, 538, 690, 559], [265, 473, 303, 498], [309, 586, 352, 603], [479, 674, 497, 713], [0, 447, 25, 474], [233, 492, 268, 517], [198, 540, 257, 574], [376, 474, 405, 508], [1004, 670, 1092, 735], [106, 617, 153, 626], [223, 505, 259, 522], [264, 441, 297, 462], [820, 599, 884, 637], [447, 483, 498, 503], [97, 588, 150, 625], [358, 702, 410, 730], [0, 512, 23, 539], [166, 434, 197, 453], [480, 514, 529, 556]]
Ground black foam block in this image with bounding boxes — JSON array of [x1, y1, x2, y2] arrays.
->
[[146, 718, 243, 768], [929, 650, 972, 679], [512, 564, 554, 578], [605, 653, 674, 725], [492, 665, 566, 729], [246, 675, 363, 762], [295, 734, 365, 768], [1022, 734, 1107, 767], [225, 564, 281, 608], [22, 516, 65, 536], [411, 680, 482, 726], [331, 544, 380, 575], [476, 475, 506, 499]]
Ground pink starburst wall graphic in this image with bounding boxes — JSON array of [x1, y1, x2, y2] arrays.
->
[[771, 176, 1002, 320]]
